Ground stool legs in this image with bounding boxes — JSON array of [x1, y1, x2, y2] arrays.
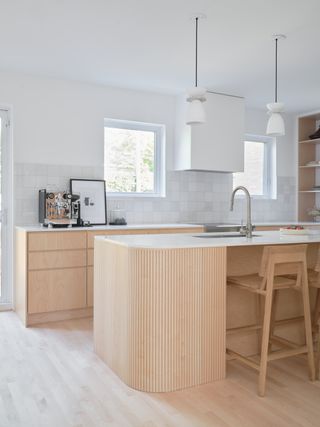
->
[[268, 290, 279, 353], [258, 284, 274, 397], [316, 323, 320, 379], [313, 288, 320, 327], [314, 289, 320, 379], [301, 268, 316, 382]]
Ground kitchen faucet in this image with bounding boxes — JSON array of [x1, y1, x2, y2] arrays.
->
[[230, 186, 253, 238]]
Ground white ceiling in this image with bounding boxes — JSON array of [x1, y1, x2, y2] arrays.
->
[[0, 0, 320, 113]]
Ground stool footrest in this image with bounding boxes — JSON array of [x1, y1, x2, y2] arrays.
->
[[267, 346, 308, 361], [226, 316, 304, 336], [226, 349, 260, 371], [270, 335, 300, 350]]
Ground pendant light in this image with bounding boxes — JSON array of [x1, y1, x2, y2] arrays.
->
[[186, 15, 206, 125], [266, 34, 286, 136]]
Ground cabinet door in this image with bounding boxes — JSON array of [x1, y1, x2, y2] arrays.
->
[[28, 267, 86, 314]]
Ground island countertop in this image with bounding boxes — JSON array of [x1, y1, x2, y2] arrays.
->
[[98, 230, 320, 249]]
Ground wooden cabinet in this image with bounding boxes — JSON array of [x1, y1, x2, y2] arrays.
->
[[21, 230, 89, 325], [15, 226, 203, 326], [174, 92, 245, 172], [28, 268, 86, 314]]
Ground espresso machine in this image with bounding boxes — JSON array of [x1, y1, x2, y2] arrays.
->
[[39, 190, 83, 227]]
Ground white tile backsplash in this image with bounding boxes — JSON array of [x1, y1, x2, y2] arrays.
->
[[14, 162, 296, 226]]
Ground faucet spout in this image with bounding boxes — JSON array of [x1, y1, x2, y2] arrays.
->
[[230, 186, 253, 238]]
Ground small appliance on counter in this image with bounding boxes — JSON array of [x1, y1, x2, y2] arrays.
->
[[39, 189, 83, 227], [109, 207, 127, 225]]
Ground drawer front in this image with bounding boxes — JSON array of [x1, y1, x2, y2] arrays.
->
[[87, 266, 93, 307], [28, 232, 87, 252], [29, 250, 87, 270], [87, 249, 94, 266], [28, 267, 86, 314]]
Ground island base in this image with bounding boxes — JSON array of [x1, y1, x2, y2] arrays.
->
[[94, 239, 227, 392]]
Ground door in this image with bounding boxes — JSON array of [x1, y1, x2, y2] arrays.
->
[[0, 109, 13, 308]]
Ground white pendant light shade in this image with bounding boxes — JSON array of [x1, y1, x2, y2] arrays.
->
[[266, 113, 285, 136], [186, 99, 206, 125], [266, 102, 285, 136], [186, 86, 207, 125]]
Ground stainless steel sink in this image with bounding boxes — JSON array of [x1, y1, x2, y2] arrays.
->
[[189, 223, 256, 233], [193, 233, 260, 238]]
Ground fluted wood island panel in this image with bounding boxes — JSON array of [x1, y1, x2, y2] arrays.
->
[[94, 239, 226, 392]]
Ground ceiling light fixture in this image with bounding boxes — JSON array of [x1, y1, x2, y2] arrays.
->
[[266, 34, 286, 137], [186, 14, 206, 125]]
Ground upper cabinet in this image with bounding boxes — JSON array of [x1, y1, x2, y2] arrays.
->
[[174, 92, 245, 172]]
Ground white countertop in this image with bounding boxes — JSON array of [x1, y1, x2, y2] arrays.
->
[[15, 223, 202, 233], [254, 222, 320, 226], [191, 222, 320, 227], [16, 221, 320, 233], [99, 230, 320, 249]]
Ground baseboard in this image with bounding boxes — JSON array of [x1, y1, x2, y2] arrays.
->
[[26, 307, 93, 326], [0, 303, 13, 311]]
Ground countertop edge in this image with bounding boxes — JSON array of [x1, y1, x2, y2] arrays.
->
[[15, 223, 203, 233]]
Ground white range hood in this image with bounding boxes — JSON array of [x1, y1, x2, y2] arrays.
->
[[174, 91, 245, 172]]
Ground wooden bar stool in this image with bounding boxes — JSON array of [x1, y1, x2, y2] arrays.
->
[[306, 248, 320, 378], [316, 318, 320, 379], [226, 244, 315, 397]]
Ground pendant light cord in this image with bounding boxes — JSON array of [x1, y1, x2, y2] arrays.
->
[[195, 17, 198, 87], [275, 37, 278, 103]]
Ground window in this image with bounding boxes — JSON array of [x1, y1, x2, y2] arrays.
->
[[233, 134, 276, 198], [104, 119, 165, 197]]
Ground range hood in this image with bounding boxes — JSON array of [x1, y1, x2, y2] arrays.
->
[[174, 91, 245, 173]]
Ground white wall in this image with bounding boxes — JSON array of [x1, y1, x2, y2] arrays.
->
[[0, 71, 297, 225], [0, 71, 176, 168]]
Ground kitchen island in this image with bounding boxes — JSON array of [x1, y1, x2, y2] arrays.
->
[[94, 231, 320, 392]]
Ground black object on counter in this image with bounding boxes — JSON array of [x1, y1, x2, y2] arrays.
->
[[109, 218, 127, 226]]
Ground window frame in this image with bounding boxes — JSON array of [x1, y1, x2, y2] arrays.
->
[[233, 134, 276, 200], [0, 107, 14, 309], [104, 118, 166, 198]]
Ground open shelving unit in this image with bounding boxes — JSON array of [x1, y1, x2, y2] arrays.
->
[[298, 113, 320, 220]]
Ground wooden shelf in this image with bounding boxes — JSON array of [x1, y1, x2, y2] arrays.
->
[[298, 114, 320, 221], [299, 138, 320, 144]]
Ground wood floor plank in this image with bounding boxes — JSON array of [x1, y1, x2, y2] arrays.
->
[[0, 312, 319, 427]]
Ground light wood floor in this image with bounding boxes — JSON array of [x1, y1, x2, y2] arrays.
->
[[0, 312, 319, 427]]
